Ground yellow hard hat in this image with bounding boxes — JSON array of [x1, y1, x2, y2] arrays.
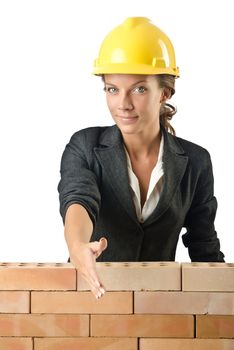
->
[[93, 17, 179, 77]]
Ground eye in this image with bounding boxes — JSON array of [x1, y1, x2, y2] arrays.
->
[[104, 86, 118, 94], [132, 86, 147, 94]]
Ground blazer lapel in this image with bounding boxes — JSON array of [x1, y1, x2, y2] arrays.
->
[[94, 125, 189, 226], [144, 128, 188, 226], [94, 126, 138, 223]]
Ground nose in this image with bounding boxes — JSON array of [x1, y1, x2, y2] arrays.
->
[[118, 92, 133, 111]]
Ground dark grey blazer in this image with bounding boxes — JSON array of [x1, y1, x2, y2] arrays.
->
[[58, 125, 225, 262]]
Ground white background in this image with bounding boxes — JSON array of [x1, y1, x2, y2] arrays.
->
[[0, 0, 233, 262]]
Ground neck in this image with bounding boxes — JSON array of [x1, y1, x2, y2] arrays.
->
[[122, 124, 161, 161]]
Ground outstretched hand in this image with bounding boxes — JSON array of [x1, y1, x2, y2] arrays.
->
[[70, 237, 108, 299]]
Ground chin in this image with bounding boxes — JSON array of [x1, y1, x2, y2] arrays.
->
[[117, 126, 140, 135]]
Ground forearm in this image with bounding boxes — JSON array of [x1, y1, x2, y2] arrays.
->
[[64, 203, 93, 254]]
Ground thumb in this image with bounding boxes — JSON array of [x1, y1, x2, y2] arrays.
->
[[90, 237, 108, 258], [93, 237, 108, 258], [99, 237, 108, 252]]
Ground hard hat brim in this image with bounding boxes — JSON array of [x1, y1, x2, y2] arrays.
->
[[93, 63, 180, 77]]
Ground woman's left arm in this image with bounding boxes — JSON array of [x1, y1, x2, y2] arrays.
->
[[182, 151, 225, 262]]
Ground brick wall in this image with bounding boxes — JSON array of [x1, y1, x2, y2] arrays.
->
[[0, 262, 234, 350]]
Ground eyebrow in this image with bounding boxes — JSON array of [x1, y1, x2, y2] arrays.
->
[[104, 80, 148, 87]]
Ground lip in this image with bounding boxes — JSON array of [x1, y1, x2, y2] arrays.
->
[[117, 115, 138, 118], [117, 116, 138, 124]]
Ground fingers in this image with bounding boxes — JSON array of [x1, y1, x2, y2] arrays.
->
[[79, 269, 105, 299], [91, 284, 105, 299], [79, 247, 106, 299], [88, 238, 108, 298], [83, 267, 106, 299]]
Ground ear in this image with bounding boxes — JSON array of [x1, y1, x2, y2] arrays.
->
[[160, 87, 171, 103]]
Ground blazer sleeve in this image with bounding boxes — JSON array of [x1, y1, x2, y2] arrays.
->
[[57, 131, 101, 226], [182, 151, 225, 262]]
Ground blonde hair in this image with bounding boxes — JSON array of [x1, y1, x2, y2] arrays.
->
[[156, 74, 177, 135]]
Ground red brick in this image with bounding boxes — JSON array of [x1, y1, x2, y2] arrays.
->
[[134, 291, 234, 315], [0, 338, 33, 350], [78, 262, 181, 291], [31, 291, 133, 314], [0, 291, 29, 313], [0, 263, 76, 290], [34, 337, 137, 350], [140, 338, 234, 350], [91, 314, 194, 337], [182, 263, 234, 291], [197, 315, 234, 338], [0, 314, 89, 336]]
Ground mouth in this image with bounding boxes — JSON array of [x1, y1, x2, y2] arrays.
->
[[117, 115, 137, 119], [116, 115, 138, 125], [117, 115, 138, 120]]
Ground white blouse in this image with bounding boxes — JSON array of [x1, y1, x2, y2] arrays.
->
[[124, 135, 164, 223]]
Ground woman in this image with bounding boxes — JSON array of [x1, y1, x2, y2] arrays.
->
[[58, 17, 225, 299]]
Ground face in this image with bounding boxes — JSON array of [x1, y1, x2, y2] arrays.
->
[[103, 74, 165, 135]]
